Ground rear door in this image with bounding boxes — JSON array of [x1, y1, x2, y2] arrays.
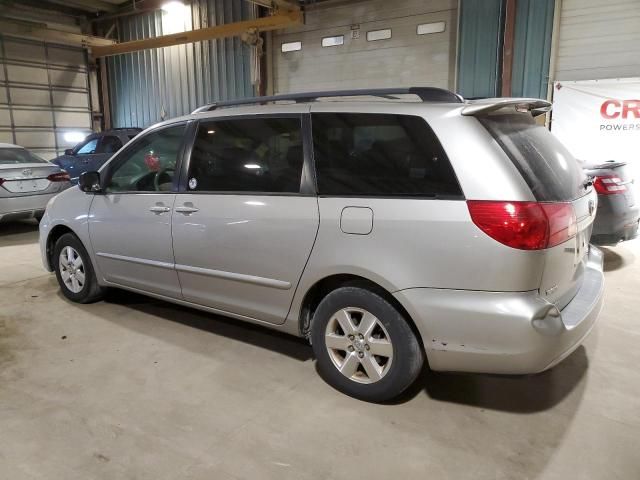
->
[[171, 113, 319, 324], [479, 112, 596, 308]]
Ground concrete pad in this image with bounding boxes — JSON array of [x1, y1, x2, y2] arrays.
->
[[0, 221, 639, 479]]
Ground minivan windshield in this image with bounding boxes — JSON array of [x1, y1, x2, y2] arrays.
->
[[0, 148, 48, 165], [479, 112, 587, 201]]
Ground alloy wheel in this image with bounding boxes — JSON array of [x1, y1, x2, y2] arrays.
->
[[324, 307, 394, 384]]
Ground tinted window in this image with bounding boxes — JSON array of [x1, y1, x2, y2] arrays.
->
[[97, 136, 122, 154], [479, 113, 587, 201], [188, 117, 303, 193], [105, 125, 185, 193], [312, 113, 462, 197], [0, 148, 47, 165], [76, 138, 98, 155]]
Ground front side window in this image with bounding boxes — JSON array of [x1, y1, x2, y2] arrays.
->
[[97, 136, 123, 154], [76, 138, 98, 155], [187, 117, 304, 193], [105, 124, 185, 193], [312, 113, 462, 197]]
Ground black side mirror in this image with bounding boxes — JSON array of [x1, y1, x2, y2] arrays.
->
[[65, 149, 74, 156], [79, 171, 102, 193]]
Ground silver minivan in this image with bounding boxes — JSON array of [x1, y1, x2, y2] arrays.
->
[[39, 88, 604, 402]]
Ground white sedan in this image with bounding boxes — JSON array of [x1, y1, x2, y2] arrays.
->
[[0, 143, 71, 223]]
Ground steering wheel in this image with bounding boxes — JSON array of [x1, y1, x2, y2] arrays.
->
[[153, 167, 175, 191]]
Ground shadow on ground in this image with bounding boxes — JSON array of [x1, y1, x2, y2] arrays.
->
[[601, 245, 634, 272], [0, 220, 39, 247], [89, 288, 589, 413], [96, 288, 313, 362], [410, 346, 587, 412]]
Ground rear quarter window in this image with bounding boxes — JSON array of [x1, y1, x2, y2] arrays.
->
[[479, 112, 587, 201], [311, 113, 462, 198]]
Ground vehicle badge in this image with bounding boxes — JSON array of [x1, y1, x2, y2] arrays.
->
[[22, 168, 33, 177]]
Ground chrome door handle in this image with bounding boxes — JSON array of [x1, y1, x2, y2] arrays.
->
[[149, 205, 171, 214], [175, 205, 199, 214]]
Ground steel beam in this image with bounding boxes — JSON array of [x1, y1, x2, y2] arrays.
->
[[91, 9, 303, 57]]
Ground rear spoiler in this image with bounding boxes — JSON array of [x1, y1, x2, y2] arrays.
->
[[461, 98, 552, 117]]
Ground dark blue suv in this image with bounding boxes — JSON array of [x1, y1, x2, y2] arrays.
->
[[52, 128, 142, 183]]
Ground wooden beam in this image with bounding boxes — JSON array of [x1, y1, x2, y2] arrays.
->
[[91, 10, 303, 57], [501, 0, 517, 97], [0, 19, 116, 47]]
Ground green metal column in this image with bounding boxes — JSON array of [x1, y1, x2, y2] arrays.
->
[[457, 0, 505, 98], [511, 0, 555, 98], [457, 0, 555, 99]]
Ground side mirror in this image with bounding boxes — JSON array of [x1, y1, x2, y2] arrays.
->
[[79, 171, 102, 193], [65, 149, 74, 156]]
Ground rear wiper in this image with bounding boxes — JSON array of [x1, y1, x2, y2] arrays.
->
[[582, 177, 594, 190]]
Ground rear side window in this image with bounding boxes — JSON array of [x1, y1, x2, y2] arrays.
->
[[311, 113, 462, 197], [479, 113, 587, 201], [188, 117, 304, 193], [0, 148, 47, 164]]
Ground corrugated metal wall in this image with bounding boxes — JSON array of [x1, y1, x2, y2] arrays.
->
[[107, 0, 256, 129], [555, 0, 640, 81], [512, 0, 554, 98], [456, 0, 504, 98]]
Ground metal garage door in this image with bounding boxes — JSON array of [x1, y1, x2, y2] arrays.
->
[[273, 0, 457, 93], [0, 36, 92, 160], [555, 0, 640, 81]]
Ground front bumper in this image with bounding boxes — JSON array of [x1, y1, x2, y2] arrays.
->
[[0, 192, 59, 222], [394, 246, 604, 374]]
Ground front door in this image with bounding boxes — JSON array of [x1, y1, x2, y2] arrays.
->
[[89, 124, 187, 298], [171, 115, 319, 324]]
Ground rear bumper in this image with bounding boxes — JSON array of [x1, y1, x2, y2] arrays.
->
[[591, 194, 640, 245], [394, 246, 604, 374], [0, 192, 60, 222]]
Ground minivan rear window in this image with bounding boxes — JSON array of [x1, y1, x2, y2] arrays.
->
[[312, 113, 462, 198], [479, 112, 587, 201]]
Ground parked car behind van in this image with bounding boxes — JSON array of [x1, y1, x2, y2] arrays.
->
[[582, 160, 639, 245], [52, 128, 142, 183], [0, 143, 71, 223], [39, 88, 604, 402]]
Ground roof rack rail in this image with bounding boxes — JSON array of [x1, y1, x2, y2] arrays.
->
[[191, 87, 463, 113]]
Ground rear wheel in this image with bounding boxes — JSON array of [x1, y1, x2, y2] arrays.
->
[[310, 286, 424, 402], [53, 233, 105, 303]]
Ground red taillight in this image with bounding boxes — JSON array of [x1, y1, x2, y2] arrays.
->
[[47, 172, 70, 182], [593, 175, 626, 195], [467, 201, 577, 250]]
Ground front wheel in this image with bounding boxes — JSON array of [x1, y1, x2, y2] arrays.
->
[[53, 233, 105, 303], [310, 286, 424, 402]]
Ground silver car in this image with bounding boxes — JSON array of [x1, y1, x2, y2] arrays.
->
[[0, 143, 71, 223], [39, 88, 604, 402]]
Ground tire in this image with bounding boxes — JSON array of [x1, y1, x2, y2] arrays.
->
[[310, 286, 424, 402], [53, 233, 105, 303]]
